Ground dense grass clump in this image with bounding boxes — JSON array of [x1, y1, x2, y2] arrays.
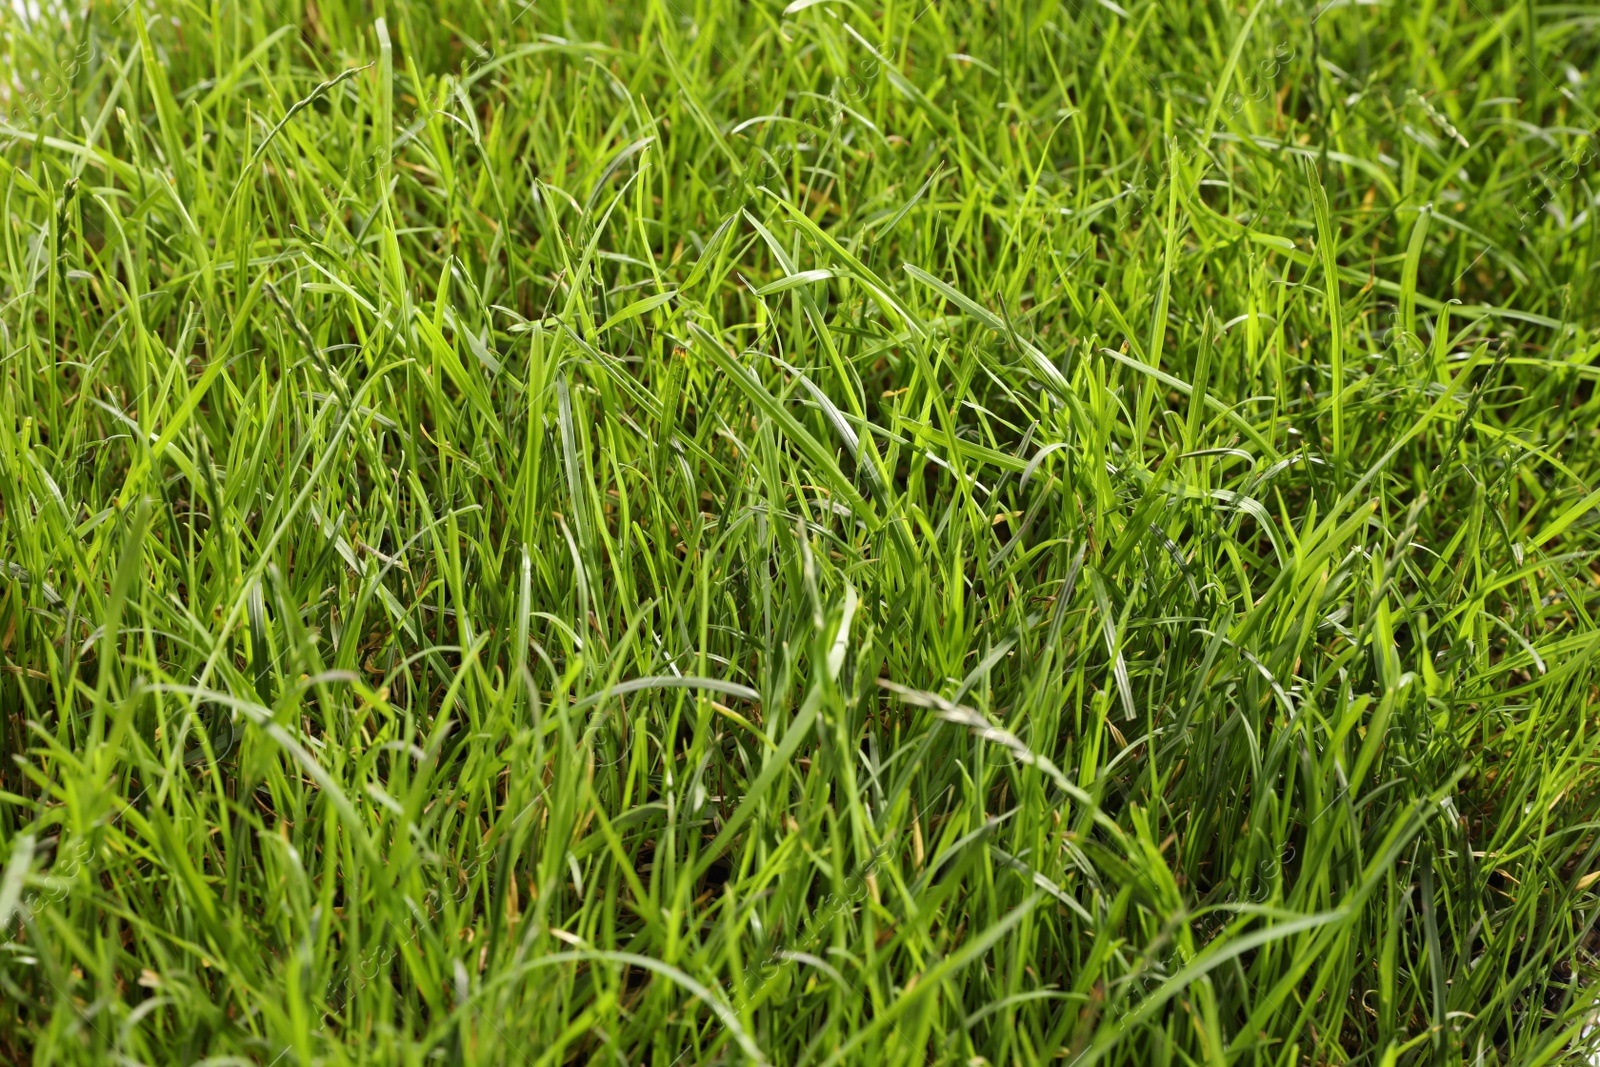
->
[[3, 0, 1600, 1062]]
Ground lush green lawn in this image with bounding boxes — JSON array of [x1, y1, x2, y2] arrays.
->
[[2, 0, 1599, 1062]]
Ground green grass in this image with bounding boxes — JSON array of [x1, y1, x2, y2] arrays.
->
[[2, 0, 1600, 1062]]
